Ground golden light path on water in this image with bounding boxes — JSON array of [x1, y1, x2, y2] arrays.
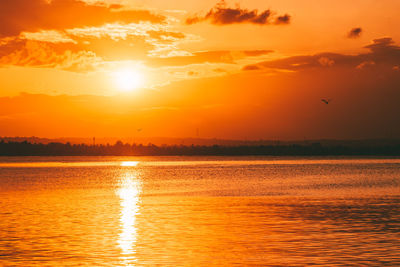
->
[[117, 161, 141, 266], [121, 161, 140, 167]]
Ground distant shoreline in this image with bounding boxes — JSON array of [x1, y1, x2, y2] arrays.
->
[[1, 140, 400, 156]]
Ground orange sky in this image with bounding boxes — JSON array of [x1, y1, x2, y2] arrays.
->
[[1, 0, 400, 140]]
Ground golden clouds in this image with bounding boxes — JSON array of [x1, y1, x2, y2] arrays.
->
[[0, 0, 185, 72], [0, 0, 164, 38], [21, 31, 77, 44], [0, 0, 279, 84], [0, 23, 195, 71], [0, 38, 101, 72]]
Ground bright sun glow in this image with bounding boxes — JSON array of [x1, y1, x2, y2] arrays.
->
[[113, 69, 143, 92], [121, 161, 139, 167]]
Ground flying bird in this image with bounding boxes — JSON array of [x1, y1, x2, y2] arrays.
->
[[321, 99, 332, 105]]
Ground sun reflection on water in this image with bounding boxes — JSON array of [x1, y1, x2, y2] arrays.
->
[[120, 161, 139, 167], [117, 171, 142, 265]]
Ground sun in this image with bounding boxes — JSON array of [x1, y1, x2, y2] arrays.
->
[[113, 68, 143, 92]]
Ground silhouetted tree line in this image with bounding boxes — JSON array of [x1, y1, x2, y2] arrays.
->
[[1, 140, 400, 156]]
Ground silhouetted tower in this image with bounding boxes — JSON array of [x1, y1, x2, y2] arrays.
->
[[93, 137, 96, 146]]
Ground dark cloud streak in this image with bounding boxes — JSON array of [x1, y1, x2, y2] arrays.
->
[[275, 14, 291, 25], [186, 1, 290, 26], [348, 27, 362, 38]]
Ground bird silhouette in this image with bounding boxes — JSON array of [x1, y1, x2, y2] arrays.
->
[[321, 99, 332, 105]]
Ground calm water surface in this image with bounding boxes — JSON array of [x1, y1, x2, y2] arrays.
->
[[0, 156, 399, 266]]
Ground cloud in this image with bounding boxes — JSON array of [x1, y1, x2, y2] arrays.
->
[[147, 50, 273, 67], [243, 50, 273, 57], [186, 1, 290, 26], [213, 68, 228, 73], [348, 27, 362, 38], [243, 37, 400, 72], [275, 15, 291, 25], [0, 0, 178, 71], [0, 0, 165, 38], [318, 57, 335, 67], [148, 51, 235, 67], [364, 37, 398, 52], [0, 22, 199, 71], [242, 65, 261, 71], [21, 30, 77, 44], [187, 71, 199, 76], [0, 38, 102, 72], [356, 61, 375, 69], [66, 22, 197, 59]]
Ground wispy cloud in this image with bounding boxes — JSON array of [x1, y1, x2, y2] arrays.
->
[[243, 37, 400, 72], [186, 1, 290, 26], [147, 50, 273, 67]]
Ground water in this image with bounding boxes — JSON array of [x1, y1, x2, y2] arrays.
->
[[0, 156, 399, 266]]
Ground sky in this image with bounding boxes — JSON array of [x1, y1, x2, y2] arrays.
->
[[1, 0, 400, 140]]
